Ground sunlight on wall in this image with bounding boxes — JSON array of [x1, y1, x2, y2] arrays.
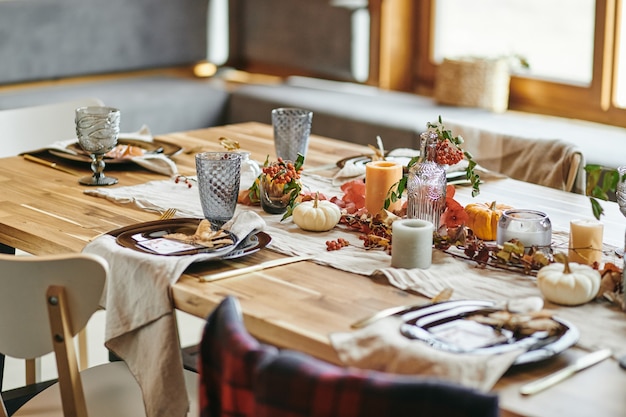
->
[[352, 7, 370, 82], [207, 0, 229, 65]]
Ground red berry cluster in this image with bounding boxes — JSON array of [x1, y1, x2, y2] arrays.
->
[[326, 238, 349, 251], [262, 157, 302, 184], [174, 175, 195, 188], [435, 139, 464, 165]]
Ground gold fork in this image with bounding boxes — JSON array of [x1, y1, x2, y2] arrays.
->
[[159, 208, 177, 220]]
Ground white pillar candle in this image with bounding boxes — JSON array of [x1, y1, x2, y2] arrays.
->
[[569, 219, 604, 265], [391, 219, 434, 269]]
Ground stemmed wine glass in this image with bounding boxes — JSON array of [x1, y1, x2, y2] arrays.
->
[[75, 106, 120, 186]]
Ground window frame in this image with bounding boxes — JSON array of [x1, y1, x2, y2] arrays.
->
[[371, 0, 626, 128]]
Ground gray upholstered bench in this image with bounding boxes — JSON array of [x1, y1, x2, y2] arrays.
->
[[0, 0, 229, 134], [226, 76, 626, 193]]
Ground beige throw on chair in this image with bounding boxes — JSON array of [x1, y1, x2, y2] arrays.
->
[[446, 122, 586, 194]]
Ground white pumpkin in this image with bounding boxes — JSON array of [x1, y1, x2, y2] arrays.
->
[[292, 194, 341, 232], [536, 258, 601, 306]]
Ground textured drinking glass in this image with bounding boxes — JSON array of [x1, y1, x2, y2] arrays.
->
[[272, 108, 313, 161], [616, 166, 626, 217], [195, 152, 242, 224], [75, 106, 120, 186]]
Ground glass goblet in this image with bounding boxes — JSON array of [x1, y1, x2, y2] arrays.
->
[[75, 106, 120, 186]]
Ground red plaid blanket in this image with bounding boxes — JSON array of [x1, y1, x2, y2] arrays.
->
[[200, 296, 499, 417]]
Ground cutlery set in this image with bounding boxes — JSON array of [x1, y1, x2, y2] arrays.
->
[[22, 154, 80, 176]]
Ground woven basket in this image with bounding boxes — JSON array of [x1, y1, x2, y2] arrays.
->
[[434, 58, 510, 113]]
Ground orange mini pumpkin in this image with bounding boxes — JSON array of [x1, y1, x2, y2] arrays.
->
[[464, 201, 513, 241]]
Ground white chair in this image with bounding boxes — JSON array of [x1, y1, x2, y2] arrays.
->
[[0, 97, 104, 158], [0, 97, 104, 382], [0, 253, 198, 417]]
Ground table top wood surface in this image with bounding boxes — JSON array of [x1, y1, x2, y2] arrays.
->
[[1, 122, 625, 417]]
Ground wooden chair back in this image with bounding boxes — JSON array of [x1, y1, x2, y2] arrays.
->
[[0, 253, 108, 417]]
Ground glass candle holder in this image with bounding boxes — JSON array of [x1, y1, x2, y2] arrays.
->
[[259, 160, 300, 215], [496, 209, 552, 249]]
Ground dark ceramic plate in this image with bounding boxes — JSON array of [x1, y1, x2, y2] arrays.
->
[[109, 218, 271, 258], [336, 153, 416, 170], [49, 138, 182, 164], [399, 299, 579, 366], [336, 153, 469, 183]]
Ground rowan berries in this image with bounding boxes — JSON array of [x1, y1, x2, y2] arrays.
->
[[326, 238, 349, 251]]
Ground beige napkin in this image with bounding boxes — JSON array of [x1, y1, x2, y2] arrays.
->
[[330, 316, 525, 392], [82, 211, 265, 417]]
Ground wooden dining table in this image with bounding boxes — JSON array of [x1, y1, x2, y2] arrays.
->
[[1, 122, 625, 417]]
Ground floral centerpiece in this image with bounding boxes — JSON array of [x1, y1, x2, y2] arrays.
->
[[386, 116, 481, 212], [247, 154, 304, 220]]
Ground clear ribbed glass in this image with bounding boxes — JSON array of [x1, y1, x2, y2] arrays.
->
[[616, 166, 626, 217], [272, 108, 313, 161], [195, 152, 241, 224], [406, 132, 447, 229]]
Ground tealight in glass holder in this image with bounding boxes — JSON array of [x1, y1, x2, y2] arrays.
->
[[496, 209, 552, 250]]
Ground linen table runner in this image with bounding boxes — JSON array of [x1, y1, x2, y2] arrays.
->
[[84, 174, 626, 391]]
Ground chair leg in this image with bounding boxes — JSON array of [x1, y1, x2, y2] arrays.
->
[[0, 352, 5, 390], [25, 359, 41, 385], [77, 329, 89, 370]]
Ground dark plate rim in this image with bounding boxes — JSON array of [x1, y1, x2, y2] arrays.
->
[[399, 299, 579, 366], [49, 138, 182, 164], [336, 153, 417, 169], [108, 217, 271, 259], [335, 153, 468, 182]]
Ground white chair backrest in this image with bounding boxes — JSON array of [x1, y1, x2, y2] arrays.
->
[[0, 97, 104, 158], [0, 253, 107, 360]]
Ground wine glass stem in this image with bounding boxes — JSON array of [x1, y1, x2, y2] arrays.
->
[[91, 154, 106, 180]]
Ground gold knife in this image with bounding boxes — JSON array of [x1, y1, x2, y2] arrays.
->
[[519, 348, 612, 396], [350, 301, 429, 329], [199, 254, 314, 282], [23, 154, 80, 176]]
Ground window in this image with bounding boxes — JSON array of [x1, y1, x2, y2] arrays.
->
[[373, 0, 626, 128], [616, 0, 626, 107], [432, 0, 595, 86]]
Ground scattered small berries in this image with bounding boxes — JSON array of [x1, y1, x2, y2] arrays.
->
[[326, 238, 349, 251], [174, 175, 195, 188]]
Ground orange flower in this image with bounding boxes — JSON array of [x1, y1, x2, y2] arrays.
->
[[440, 185, 468, 228]]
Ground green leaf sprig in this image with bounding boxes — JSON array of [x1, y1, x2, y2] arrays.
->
[[585, 164, 624, 219]]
